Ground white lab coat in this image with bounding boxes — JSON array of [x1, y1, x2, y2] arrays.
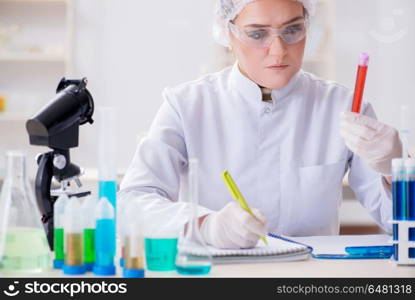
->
[[119, 63, 393, 237]]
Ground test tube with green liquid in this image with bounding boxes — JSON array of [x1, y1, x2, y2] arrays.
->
[[53, 194, 69, 269], [82, 196, 97, 271]]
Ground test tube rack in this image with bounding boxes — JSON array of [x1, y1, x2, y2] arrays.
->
[[389, 220, 415, 266]]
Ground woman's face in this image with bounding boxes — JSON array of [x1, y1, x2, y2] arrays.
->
[[230, 0, 306, 89]]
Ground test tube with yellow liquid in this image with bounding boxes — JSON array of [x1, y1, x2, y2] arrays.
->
[[63, 197, 86, 275], [123, 201, 144, 278]]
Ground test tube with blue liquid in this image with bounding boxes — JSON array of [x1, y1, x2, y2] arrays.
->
[[399, 105, 414, 259], [63, 197, 86, 275], [392, 159, 406, 260], [93, 197, 116, 276], [95, 107, 117, 275], [97, 107, 117, 209], [405, 159, 415, 258]]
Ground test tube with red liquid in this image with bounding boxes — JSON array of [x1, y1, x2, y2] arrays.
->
[[351, 53, 369, 113]]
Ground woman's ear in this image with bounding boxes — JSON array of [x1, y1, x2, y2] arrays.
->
[[227, 45, 236, 61]]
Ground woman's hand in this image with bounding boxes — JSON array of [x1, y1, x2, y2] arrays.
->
[[340, 111, 402, 176], [200, 202, 268, 249]]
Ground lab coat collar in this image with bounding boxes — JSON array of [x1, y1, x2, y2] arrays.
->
[[271, 68, 303, 103], [229, 62, 303, 106], [229, 62, 262, 105]]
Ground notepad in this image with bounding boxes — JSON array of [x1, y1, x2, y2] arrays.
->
[[183, 234, 312, 264]]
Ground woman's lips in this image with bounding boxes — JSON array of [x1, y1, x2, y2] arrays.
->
[[267, 64, 289, 70]]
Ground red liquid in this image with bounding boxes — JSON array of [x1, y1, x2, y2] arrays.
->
[[351, 65, 368, 113]]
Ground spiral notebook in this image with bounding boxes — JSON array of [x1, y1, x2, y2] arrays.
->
[[188, 234, 313, 264]]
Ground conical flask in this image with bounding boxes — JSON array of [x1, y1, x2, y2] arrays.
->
[[175, 158, 212, 275], [0, 151, 51, 274]]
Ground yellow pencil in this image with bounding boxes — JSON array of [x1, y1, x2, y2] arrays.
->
[[221, 170, 268, 245]]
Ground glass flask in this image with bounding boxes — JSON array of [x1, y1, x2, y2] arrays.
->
[[0, 151, 51, 274], [175, 158, 212, 275], [143, 219, 179, 272]]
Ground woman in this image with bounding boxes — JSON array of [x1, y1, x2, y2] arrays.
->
[[119, 0, 401, 249]]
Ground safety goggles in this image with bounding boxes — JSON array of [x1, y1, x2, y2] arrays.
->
[[229, 19, 308, 48]]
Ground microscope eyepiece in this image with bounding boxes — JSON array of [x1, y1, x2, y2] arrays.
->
[[26, 78, 94, 149]]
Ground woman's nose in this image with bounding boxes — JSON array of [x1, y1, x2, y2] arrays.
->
[[268, 36, 288, 58]]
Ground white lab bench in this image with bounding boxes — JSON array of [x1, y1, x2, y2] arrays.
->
[[207, 235, 414, 278], [2, 235, 414, 278]]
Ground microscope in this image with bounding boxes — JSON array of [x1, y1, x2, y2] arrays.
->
[[26, 78, 94, 249]]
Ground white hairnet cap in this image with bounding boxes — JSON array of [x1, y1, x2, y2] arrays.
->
[[213, 0, 316, 47]]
